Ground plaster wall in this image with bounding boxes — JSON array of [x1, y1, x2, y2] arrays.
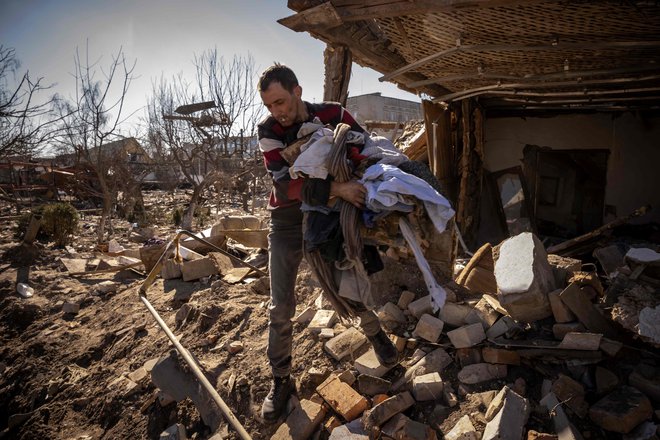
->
[[484, 113, 660, 223]]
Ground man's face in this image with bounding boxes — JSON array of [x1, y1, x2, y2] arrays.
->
[[260, 81, 303, 127]]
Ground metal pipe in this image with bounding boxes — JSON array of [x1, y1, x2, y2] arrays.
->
[[138, 228, 267, 440], [139, 294, 252, 440]]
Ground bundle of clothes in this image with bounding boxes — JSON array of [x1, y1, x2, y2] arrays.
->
[[290, 121, 455, 319]]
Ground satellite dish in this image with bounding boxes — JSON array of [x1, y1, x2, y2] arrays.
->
[[175, 101, 216, 115]]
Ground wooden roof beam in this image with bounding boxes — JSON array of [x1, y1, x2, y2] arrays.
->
[[381, 40, 660, 82], [433, 75, 660, 102]]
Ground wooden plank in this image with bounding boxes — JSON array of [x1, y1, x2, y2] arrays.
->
[[558, 283, 618, 338], [422, 100, 454, 200], [278, 2, 343, 32], [323, 43, 352, 105]]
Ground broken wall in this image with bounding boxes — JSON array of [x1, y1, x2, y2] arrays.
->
[[483, 113, 660, 224]]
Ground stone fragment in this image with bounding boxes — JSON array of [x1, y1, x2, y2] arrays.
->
[[378, 302, 407, 325], [337, 369, 356, 386], [381, 413, 437, 440], [549, 289, 576, 323], [464, 298, 500, 330], [354, 349, 392, 378], [558, 332, 602, 350], [457, 363, 507, 384], [62, 301, 80, 314], [486, 316, 516, 340], [357, 374, 391, 396], [599, 337, 623, 357], [638, 304, 660, 344], [362, 391, 415, 430], [328, 419, 369, 439], [589, 386, 652, 434], [552, 374, 588, 418], [181, 257, 218, 281], [559, 283, 617, 338], [408, 295, 433, 319], [227, 341, 243, 354], [527, 431, 558, 440], [595, 366, 619, 396], [128, 367, 148, 383], [161, 259, 183, 280], [447, 323, 486, 349], [159, 423, 187, 440], [271, 399, 326, 440], [548, 254, 582, 286], [482, 386, 530, 440], [96, 280, 119, 294], [444, 414, 478, 440], [397, 290, 416, 309], [317, 375, 369, 421], [456, 348, 482, 367], [629, 364, 660, 402], [308, 310, 338, 332], [494, 232, 555, 322], [412, 313, 444, 342], [222, 267, 251, 283], [540, 392, 583, 440], [482, 347, 520, 365], [552, 322, 586, 340], [439, 302, 472, 327], [293, 306, 315, 324], [392, 348, 452, 391], [324, 327, 367, 361], [391, 334, 407, 352], [412, 372, 443, 401]]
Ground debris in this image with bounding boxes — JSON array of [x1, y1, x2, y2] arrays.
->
[[380, 413, 437, 440], [357, 374, 391, 396], [159, 423, 187, 440], [457, 363, 507, 384], [407, 295, 434, 319], [412, 313, 444, 342], [324, 327, 368, 361], [588, 386, 653, 434], [440, 302, 472, 327], [16, 282, 34, 298], [181, 257, 219, 282], [362, 391, 415, 430], [271, 399, 326, 440], [558, 283, 617, 338], [308, 309, 338, 332], [316, 375, 369, 422], [494, 232, 555, 322], [397, 290, 416, 309], [412, 372, 443, 401], [444, 414, 478, 440], [481, 386, 529, 440], [354, 349, 393, 378]]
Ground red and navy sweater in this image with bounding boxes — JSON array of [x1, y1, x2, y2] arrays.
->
[[258, 101, 365, 210]]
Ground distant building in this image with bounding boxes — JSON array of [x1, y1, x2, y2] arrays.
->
[[346, 92, 422, 140]]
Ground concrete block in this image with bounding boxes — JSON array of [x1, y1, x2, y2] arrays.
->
[[324, 327, 368, 361], [392, 348, 452, 391], [444, 414, 478, 440], [317, 375, 369, 421], [161, 259, 182, 280], [354, 349, 392, 378], [482, 347, 520, 365], [595, 366, 619, 396], [486, 316, 516, 340], [308, 309, 338, 332], [408, 295, 433, 319], [412, 313, 444, 342], [494, 232, 555, 322], [482, 386, 530, 440], [362, 391, 415, 430], [552, 374, 588, 418], [552, 322, 586, 340], [328, 419, 368, 439], [464, 298, 500, 330], [559, 283, 617, 338], [381, 413, 437, 440], [458, 363, 507, 384], [397, 290, 416, 309], [447, 323, 486, 348], [589, 386, 653, 434], [319, 328, 334, 339], [558, 332, 602, 350], [358, 374, 391, 396], [439, 302, 472, 327], [378, 302, 407, 325], [181, 257, 218, 281], [412, 372, 443, 401], [548, 289, 575, 323], [337, 369, 356, 386], [456, 348, 482, 367], [271, 399, 326, 440]]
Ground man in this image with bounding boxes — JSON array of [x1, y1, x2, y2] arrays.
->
[[257, 64, 398, 422]]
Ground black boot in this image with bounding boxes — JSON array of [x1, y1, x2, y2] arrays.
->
[[367, 330, 399, 367], [261, 375, 296, 423]]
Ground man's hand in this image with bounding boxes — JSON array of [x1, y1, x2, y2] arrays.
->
[[330, 180, 366, 209]]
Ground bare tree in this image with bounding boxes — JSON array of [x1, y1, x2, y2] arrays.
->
[[57, 45, 136, 243], [0, 45, 67, 157], [146, 49, 264, 229]]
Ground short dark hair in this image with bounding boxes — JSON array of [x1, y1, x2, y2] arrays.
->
[[258, 63, 299, 93]]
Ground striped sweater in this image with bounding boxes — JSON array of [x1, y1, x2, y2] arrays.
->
[[258, 101, 365, 210]]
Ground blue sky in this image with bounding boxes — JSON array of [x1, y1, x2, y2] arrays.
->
[[1, 0, 419, 134]]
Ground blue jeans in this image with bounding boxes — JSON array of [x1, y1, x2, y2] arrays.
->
[[267, 205, 381, 377]]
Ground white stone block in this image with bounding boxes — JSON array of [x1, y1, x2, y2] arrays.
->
[[447, 323, 486, 349]]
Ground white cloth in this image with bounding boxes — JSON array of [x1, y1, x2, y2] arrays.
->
[[360, 163, 455, 233], [361, 134, 409, 166], [289, 127, 366, 179]]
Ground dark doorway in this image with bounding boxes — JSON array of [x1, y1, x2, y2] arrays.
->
[[523, 145, 609, 239]]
